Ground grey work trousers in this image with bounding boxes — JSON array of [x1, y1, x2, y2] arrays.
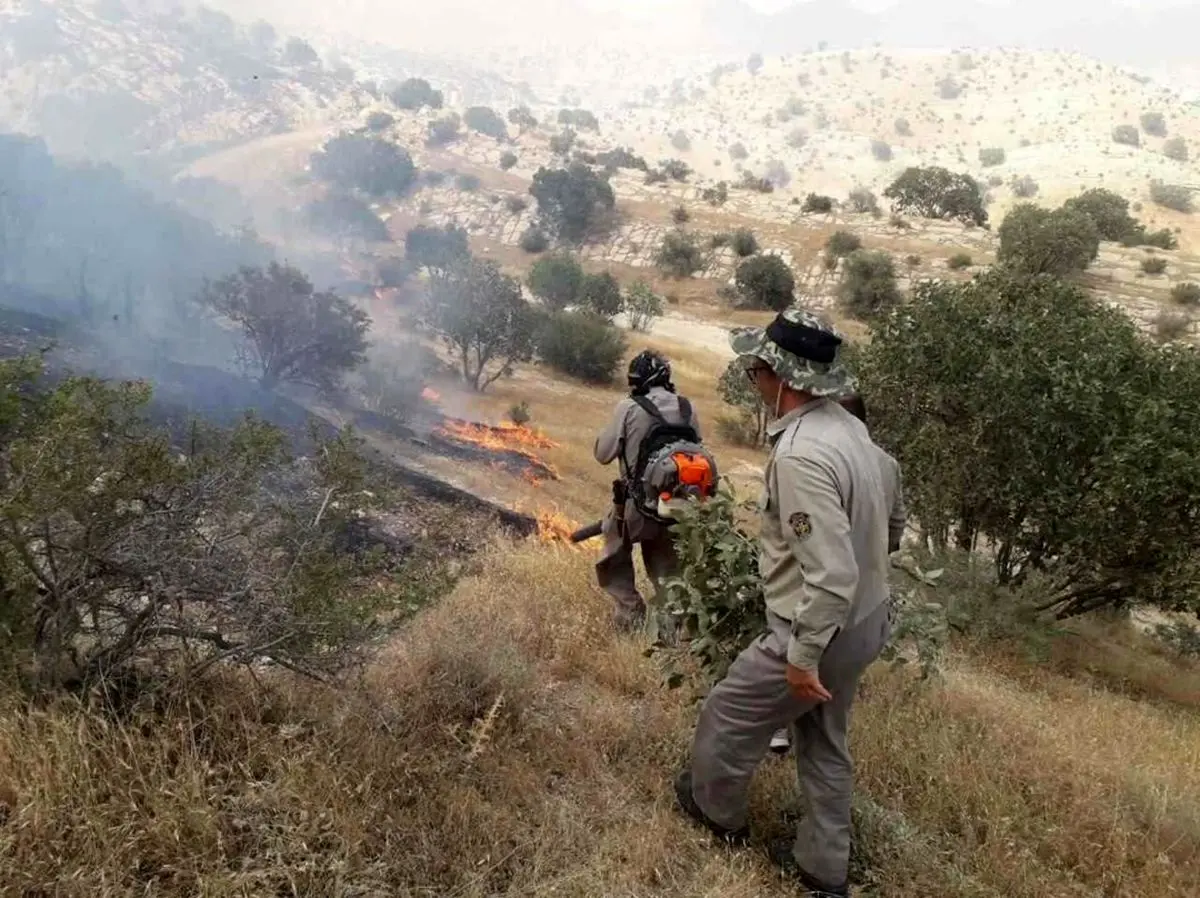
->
[[595, 511, 679, 631], [687, 601, 892, 888]]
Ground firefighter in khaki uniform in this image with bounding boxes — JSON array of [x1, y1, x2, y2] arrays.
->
[[673, 308, 904, 898]]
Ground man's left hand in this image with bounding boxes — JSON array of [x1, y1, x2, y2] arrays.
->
[[786, 664, 832, 703]]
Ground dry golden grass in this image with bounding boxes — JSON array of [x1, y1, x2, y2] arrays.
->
[[3, 541, 1198, 897]]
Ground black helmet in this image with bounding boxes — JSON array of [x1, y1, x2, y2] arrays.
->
[[627, 349, 673, 394]]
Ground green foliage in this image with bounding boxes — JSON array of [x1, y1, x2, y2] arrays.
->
[[426, 114, 461, 147], [505, 195, 528, 214], [947, 252, 973, 270], [1062, 187, 1139, 241], [519, 227, 550, 254], [826, 230, 863, 259], [1171, 282, 1200, 306], [535, 311, 627, 384], [527, 252, 584, 310], [580, 271, 623, 319], [729, 142, 749, 161], [557, 108, 600, 131], [529, 163, 616, 244], [365, 111, 394, 132], [508, 106, 538, 132], [463, 106, 507, 140], [199, 263, 369, 392], [309, 133, 416, 198], [404, 224, 469, 273], [1112, 124, 1141, 147], [1011, 175, 1039, 198], [701, 182, 729, 206], [1140, 111, 1167, 137], [857, 268, 1200, 618], [1141, 256, 1167, 275], [838, 250, 901, 320], [848, 187, 881, 215], [508, 400, 532, 426], [422, 256, 536, 392], [936, 76, 963, 99], [1139, 228, 1179, 250], [870, 140, 893, 162], [390, 78, 443, 111], [735, 254, 795, 311], [717, 359, 767, 447], [979, 147, 1006, 167], [739, 172, 775, 194], [454, 173, 481, 192], [671, 205, 690, 225], [1154, 310, 1191, 342], [884, 166, 988, 227], [549, 129, 577, 156], [802, 193, 834, 214], [671, 130, 691, 152], [305, 192, 388, 243], [624, 279, 664, 332], [731, 228, 759, 257], [1163, 137, 1189, 163], [0, 358, 386, 694], [894, 117, 912, 136], [661, 489, 766, 686], [656, 231, 705, 278], [1149, 181, 1193, 213], [1152, 620, 1200, 659], [997, 203, 1101, 276], [596, 147, 648, 171], [659, 159, 692, 182]]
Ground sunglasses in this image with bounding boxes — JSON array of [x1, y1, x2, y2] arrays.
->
[[744, 364, 771, 384]]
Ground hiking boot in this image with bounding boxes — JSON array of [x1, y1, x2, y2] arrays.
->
[[769, 727, 791, 755], [767, 838, 850, 897], [672, 770, 750, 847]]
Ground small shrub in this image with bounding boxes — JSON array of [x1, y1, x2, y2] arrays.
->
[[871, 139, 893, 162], [1141, 256, 1167, 275], [1112, 124, 1141, 147], [536, 311, 627, 384], [731, 228, 758, 257], [802, 193, 834, 214], [1154, 309, 1191, 341], [905, 254, 922, 267], [709, 233, 731, 249], [1170, 282, 1200, 306], [671, 130, 691, 152], [499, 151, 518, 170], [580, 272, 623, 318], [979, 147, 1006, 167], [738, 172, 774, 193], [624, 280, 664, 332], [427, 115, 462, 147], [787, 128, 809, 149], [890, 214, 912, 230], [729, 142, 749, 161], [826, 230, 863, 258], [656, 231, 705, 278], [1140, 228, 1179, 250], [1153, 620, 1200, 659], [660, 159, 692, 182], [848, 187, 881, 215], [1011, 175, 1039, 198], [366, 111, 395, 132], [947, 252, 973, 270], [455, 173, 481, 192], [838, 249, 900, 320], [507, 400, 531, 426], [937, 76, 963, 99], [1140, 111, 1167, 137], [1163, 137, 1189, 163], [671, 205, 691, 225], [702, 182, 729, 205], [735, 254, 795, 311], [895, 117, 912, 136], [1149, 181, 1193, 213], [519, 227, 550, 254], [505, 196, 528, 215]]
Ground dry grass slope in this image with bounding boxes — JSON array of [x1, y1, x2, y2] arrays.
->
[[1, 540, 1197, 897]]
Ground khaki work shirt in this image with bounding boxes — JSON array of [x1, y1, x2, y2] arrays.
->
[[594, 387, 701, 541], [759, 398, 906, 670]]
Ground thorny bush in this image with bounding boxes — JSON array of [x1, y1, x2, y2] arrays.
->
[[0, 356, 390, 698]]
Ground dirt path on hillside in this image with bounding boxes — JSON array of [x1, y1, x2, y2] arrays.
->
[[614, 311, 735, 359], [178, 127, 334, 190]]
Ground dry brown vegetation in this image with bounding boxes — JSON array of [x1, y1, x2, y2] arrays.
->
[[2, 537, 1197, 896]]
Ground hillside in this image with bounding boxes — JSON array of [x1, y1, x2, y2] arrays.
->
[[0, 0, 369, 166]]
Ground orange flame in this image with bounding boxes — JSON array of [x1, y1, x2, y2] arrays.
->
[[434, 419, 561, 484], [535, 507, 582, 546]]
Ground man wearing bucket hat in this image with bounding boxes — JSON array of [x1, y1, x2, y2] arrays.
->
[[673, 307, 904, 898]]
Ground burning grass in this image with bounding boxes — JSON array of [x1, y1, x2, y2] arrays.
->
[[430, 418, 562, 485]]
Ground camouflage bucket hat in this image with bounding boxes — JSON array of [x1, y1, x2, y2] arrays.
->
[[729, 307, 856, 398]]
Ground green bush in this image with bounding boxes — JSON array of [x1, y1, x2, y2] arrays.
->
[[947, 252, 973, 270], [734, 254, 795, 311], [1140, 111, 1167, 137], [624, 279, 664, 332], [655, 231, 705, 278], [463, 106, 507, 140], [895, 117, 912, 136], [1139, 228, 1179, 250], [858, 268, 1200, 617], [536, 311, 628, 384], [1149, 181, 1193, 214], [848, 187, 881, 214], [1011, 175, 1039, 198], [454, 173, 481, 192], [1163, 137, 1189, 163], [671, 205, 690, 224], [1112, 124, 1140, 147], [997, 203, 1100, 276], [717, 359, 767, 448], [579, 271, 623, 318], [838, 249, 901, 320], [1171, 282, 1200, 306], [884, 166, 987, 226], [731, 228, 758, 257], [1154, 310, 1192, 342], [1141, 256, 1167, 275], [529, 163, 616, 243], [519, 227, 550, 254], [527, 252, 584, 309], [871, 140, 893, 161], [826, 230, 863, 259], [499, 151, 518, 170], [1062, 188, 1139, 242], [802, 193, 834, 214], [979, 147, 1006, 167]]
